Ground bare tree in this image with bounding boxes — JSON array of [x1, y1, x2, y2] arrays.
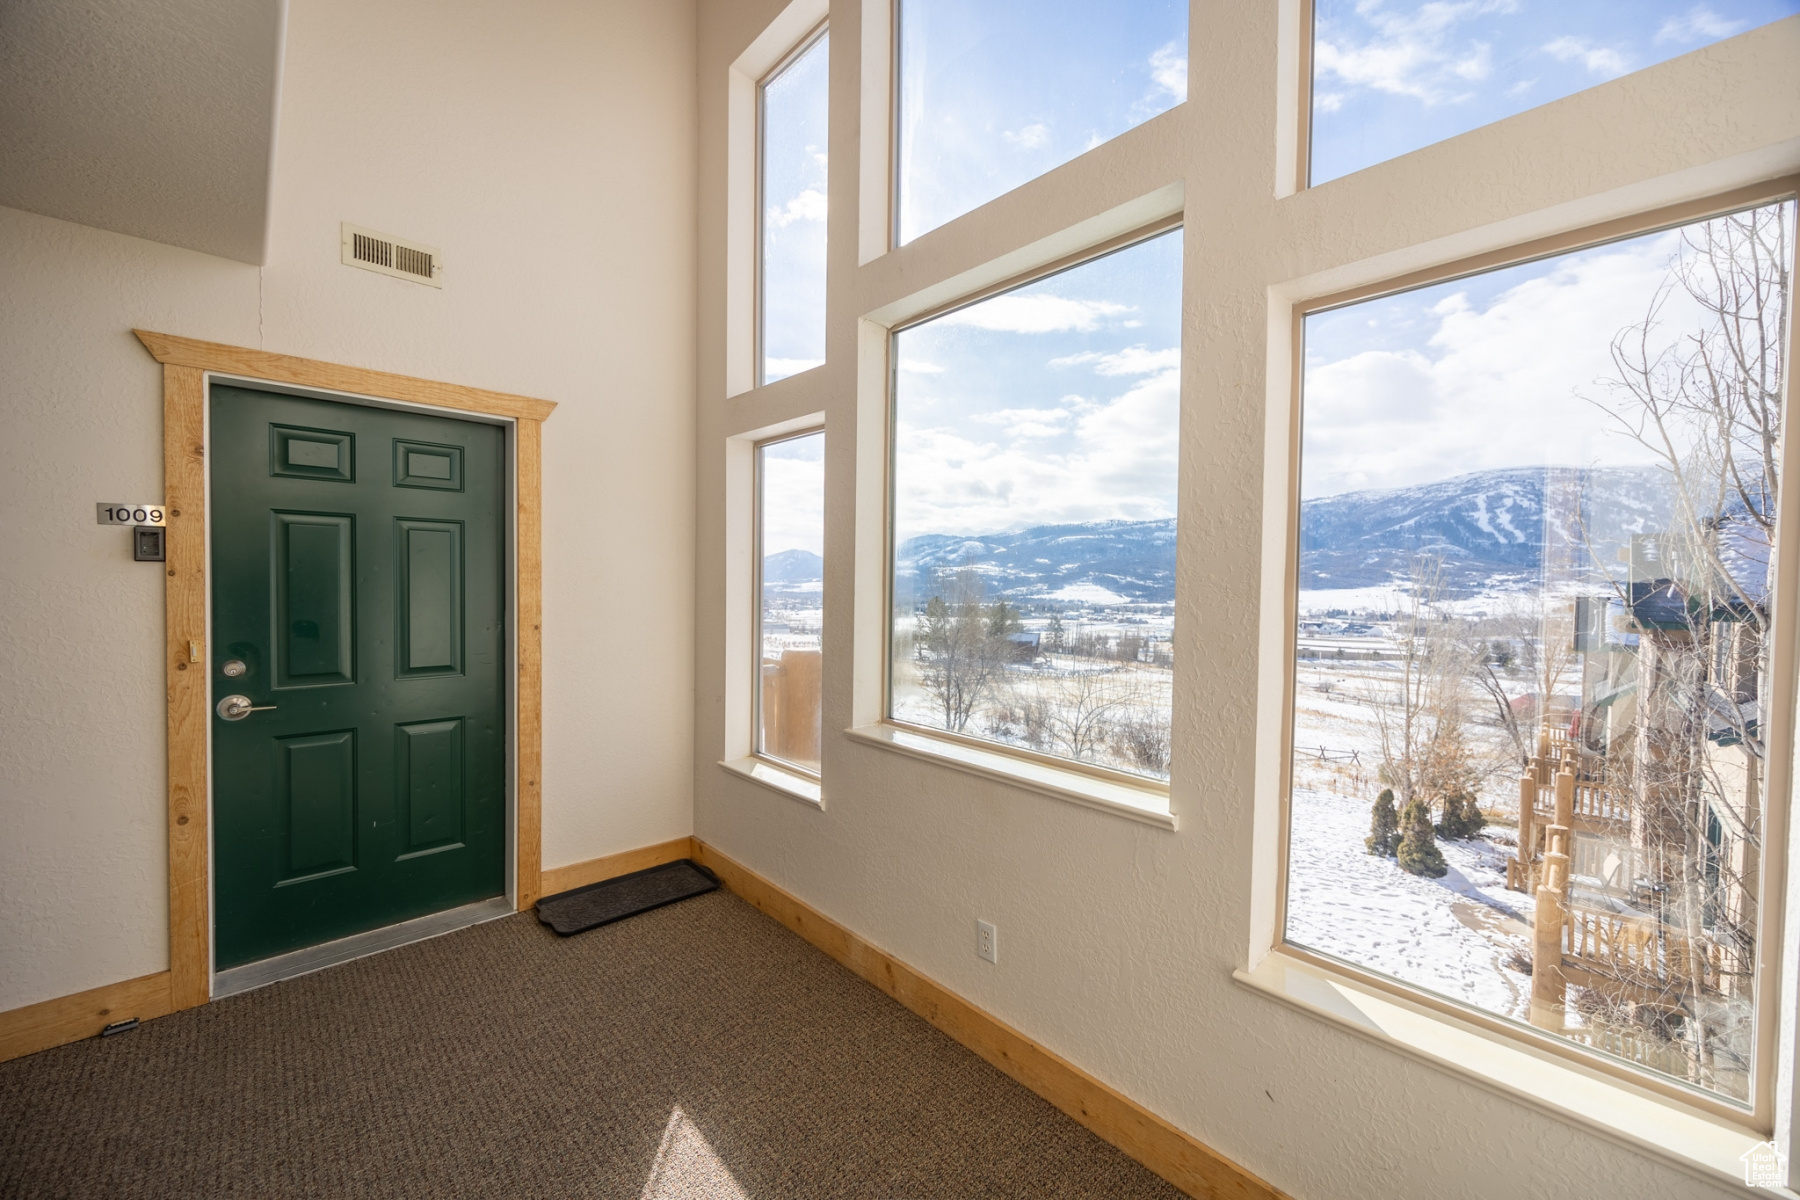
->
[[1568, 203, 1791, 1098], [1364, 552, 1480, 812], [1469, 609, 1534, 771], [916, 569, 1007, 732], [1043, 666, 1132, 763]]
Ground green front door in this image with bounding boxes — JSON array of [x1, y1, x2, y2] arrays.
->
[[210, 385, 507, 969]]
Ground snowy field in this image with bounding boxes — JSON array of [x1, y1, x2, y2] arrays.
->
[[1284, 601, 1550, 1024], [1286, 784, 1532, 1020]]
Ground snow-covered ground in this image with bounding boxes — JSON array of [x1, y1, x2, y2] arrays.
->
[[1286, 784, 1532, 1020], [1285, 619, 1549, 1023]]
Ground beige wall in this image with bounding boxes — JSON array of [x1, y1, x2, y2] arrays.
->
[[692, 3, 1800, 1198], [0, 0, 699, 1011]]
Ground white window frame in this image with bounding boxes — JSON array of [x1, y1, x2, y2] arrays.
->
[[1245, 174, 1800, 1177], [709, 0, 1800, 1186], [755, 19, 830, 389], [723, 415, 827, 808], [752, 427, 827, 780], [725, 0, 831, 400], [868, 219, 1186, 817]]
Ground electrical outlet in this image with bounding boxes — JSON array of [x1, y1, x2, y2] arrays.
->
[[976, 919, 997, 964]]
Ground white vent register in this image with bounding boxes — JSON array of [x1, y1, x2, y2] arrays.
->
[[340, 223, 442, 287]]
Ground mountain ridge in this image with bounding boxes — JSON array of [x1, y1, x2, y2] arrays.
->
[[890, 465, 1679, 605]]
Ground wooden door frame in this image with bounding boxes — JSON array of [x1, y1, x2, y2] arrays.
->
[[135, 331, 555, 1011]]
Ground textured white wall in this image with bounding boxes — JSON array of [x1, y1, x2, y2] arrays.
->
[[692, 3, 1800, 1199], [0, 0, 698, 1011]]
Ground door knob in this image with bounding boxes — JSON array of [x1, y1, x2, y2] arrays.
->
[[216, 694, 277, 721]]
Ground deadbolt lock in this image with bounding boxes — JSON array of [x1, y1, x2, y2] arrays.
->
[[221, 659, 247, 678]]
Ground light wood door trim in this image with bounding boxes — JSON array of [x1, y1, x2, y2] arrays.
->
[[515, 416, 545, 909], [135, 331, 557, 423], [164, 364, 210, 1009], [136, 330, 554, 1010]]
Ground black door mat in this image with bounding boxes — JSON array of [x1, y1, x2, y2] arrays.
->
[[535, 859, 720, 936]]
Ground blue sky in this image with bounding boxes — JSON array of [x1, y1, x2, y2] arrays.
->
[[761, 30, 829, 383], [898, 0, 1186, 243], [1312, 1, 1798, 183], [893, 230, 1182, 543], [763, 4, 1797, 541], [1301, 201, 1796, 500]]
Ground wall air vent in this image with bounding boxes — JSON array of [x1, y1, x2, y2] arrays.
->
[[340, 223, 443, 287]]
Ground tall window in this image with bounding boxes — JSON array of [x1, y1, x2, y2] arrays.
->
[[758, 431, 825, 773], [896, 1, 1186, 244], [889, 228, 1181, 781], [1284, 201, 1795, 1105], [1310, 1, 1798, 185], [760, 26, 829, 384]]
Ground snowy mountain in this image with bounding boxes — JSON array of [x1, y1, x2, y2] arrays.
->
[[896, 519, 1177, 605], [762, 548, 823, 583], [891, 466, 1682, 609], [1299, 465, 1672, 591]]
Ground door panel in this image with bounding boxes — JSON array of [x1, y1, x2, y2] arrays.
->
[[276, 729, 358, 883], [274, 513, 355, 686], [397, 717, 465, 857], [394, 439, 463, 490], [396, 519, 462, 676], [211, 386, 506, 969], [270, 424, 355, 483]]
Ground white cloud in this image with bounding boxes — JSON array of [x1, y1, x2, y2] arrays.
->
[[1451, 42, 1493, 81], [1656, 6, 1748, 44], [1299, 230, 1704, 499], [897, 394, 1173, 537], [894, 369, 1178, 536], [1542, 36, 1630, 79], [760, 443, 824, 556], [1313, 0, 1519, 106], [1004, 123, 1050, 150], [766, 188, 826, 227], [1051, 345, 1180, 375], [898, 357, 944, 374], [969, 406, 1074, 439], [936, 294, 1132, 334], [1149, 42, 1187, 101]]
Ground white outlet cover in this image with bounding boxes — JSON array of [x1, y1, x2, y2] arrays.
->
[[976, 919, 997, 964]]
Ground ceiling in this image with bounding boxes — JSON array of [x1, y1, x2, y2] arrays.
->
[[0, 0, 285, 264]]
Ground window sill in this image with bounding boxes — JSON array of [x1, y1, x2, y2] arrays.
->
[[1233, 949, 1779, 1193], [844, 723, 1176, 830], [718, 757, 823, 808]]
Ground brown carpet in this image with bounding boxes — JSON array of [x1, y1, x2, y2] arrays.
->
[[0, 889, 1185, 1199]]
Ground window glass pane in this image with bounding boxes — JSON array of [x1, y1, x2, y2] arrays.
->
[[758, 431, 825, 772], [897, 1, 1186, 244], [890, 229, 1181, 780], [1286, 201, 1795, 1104], [761, 30, 829, 385], [1311, 1, 1799, 185]]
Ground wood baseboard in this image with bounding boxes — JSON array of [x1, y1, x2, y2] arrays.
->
[[0, 972, 174, 1064], [690, 839, 1288, 1200], [540, 835, 698, 898]]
